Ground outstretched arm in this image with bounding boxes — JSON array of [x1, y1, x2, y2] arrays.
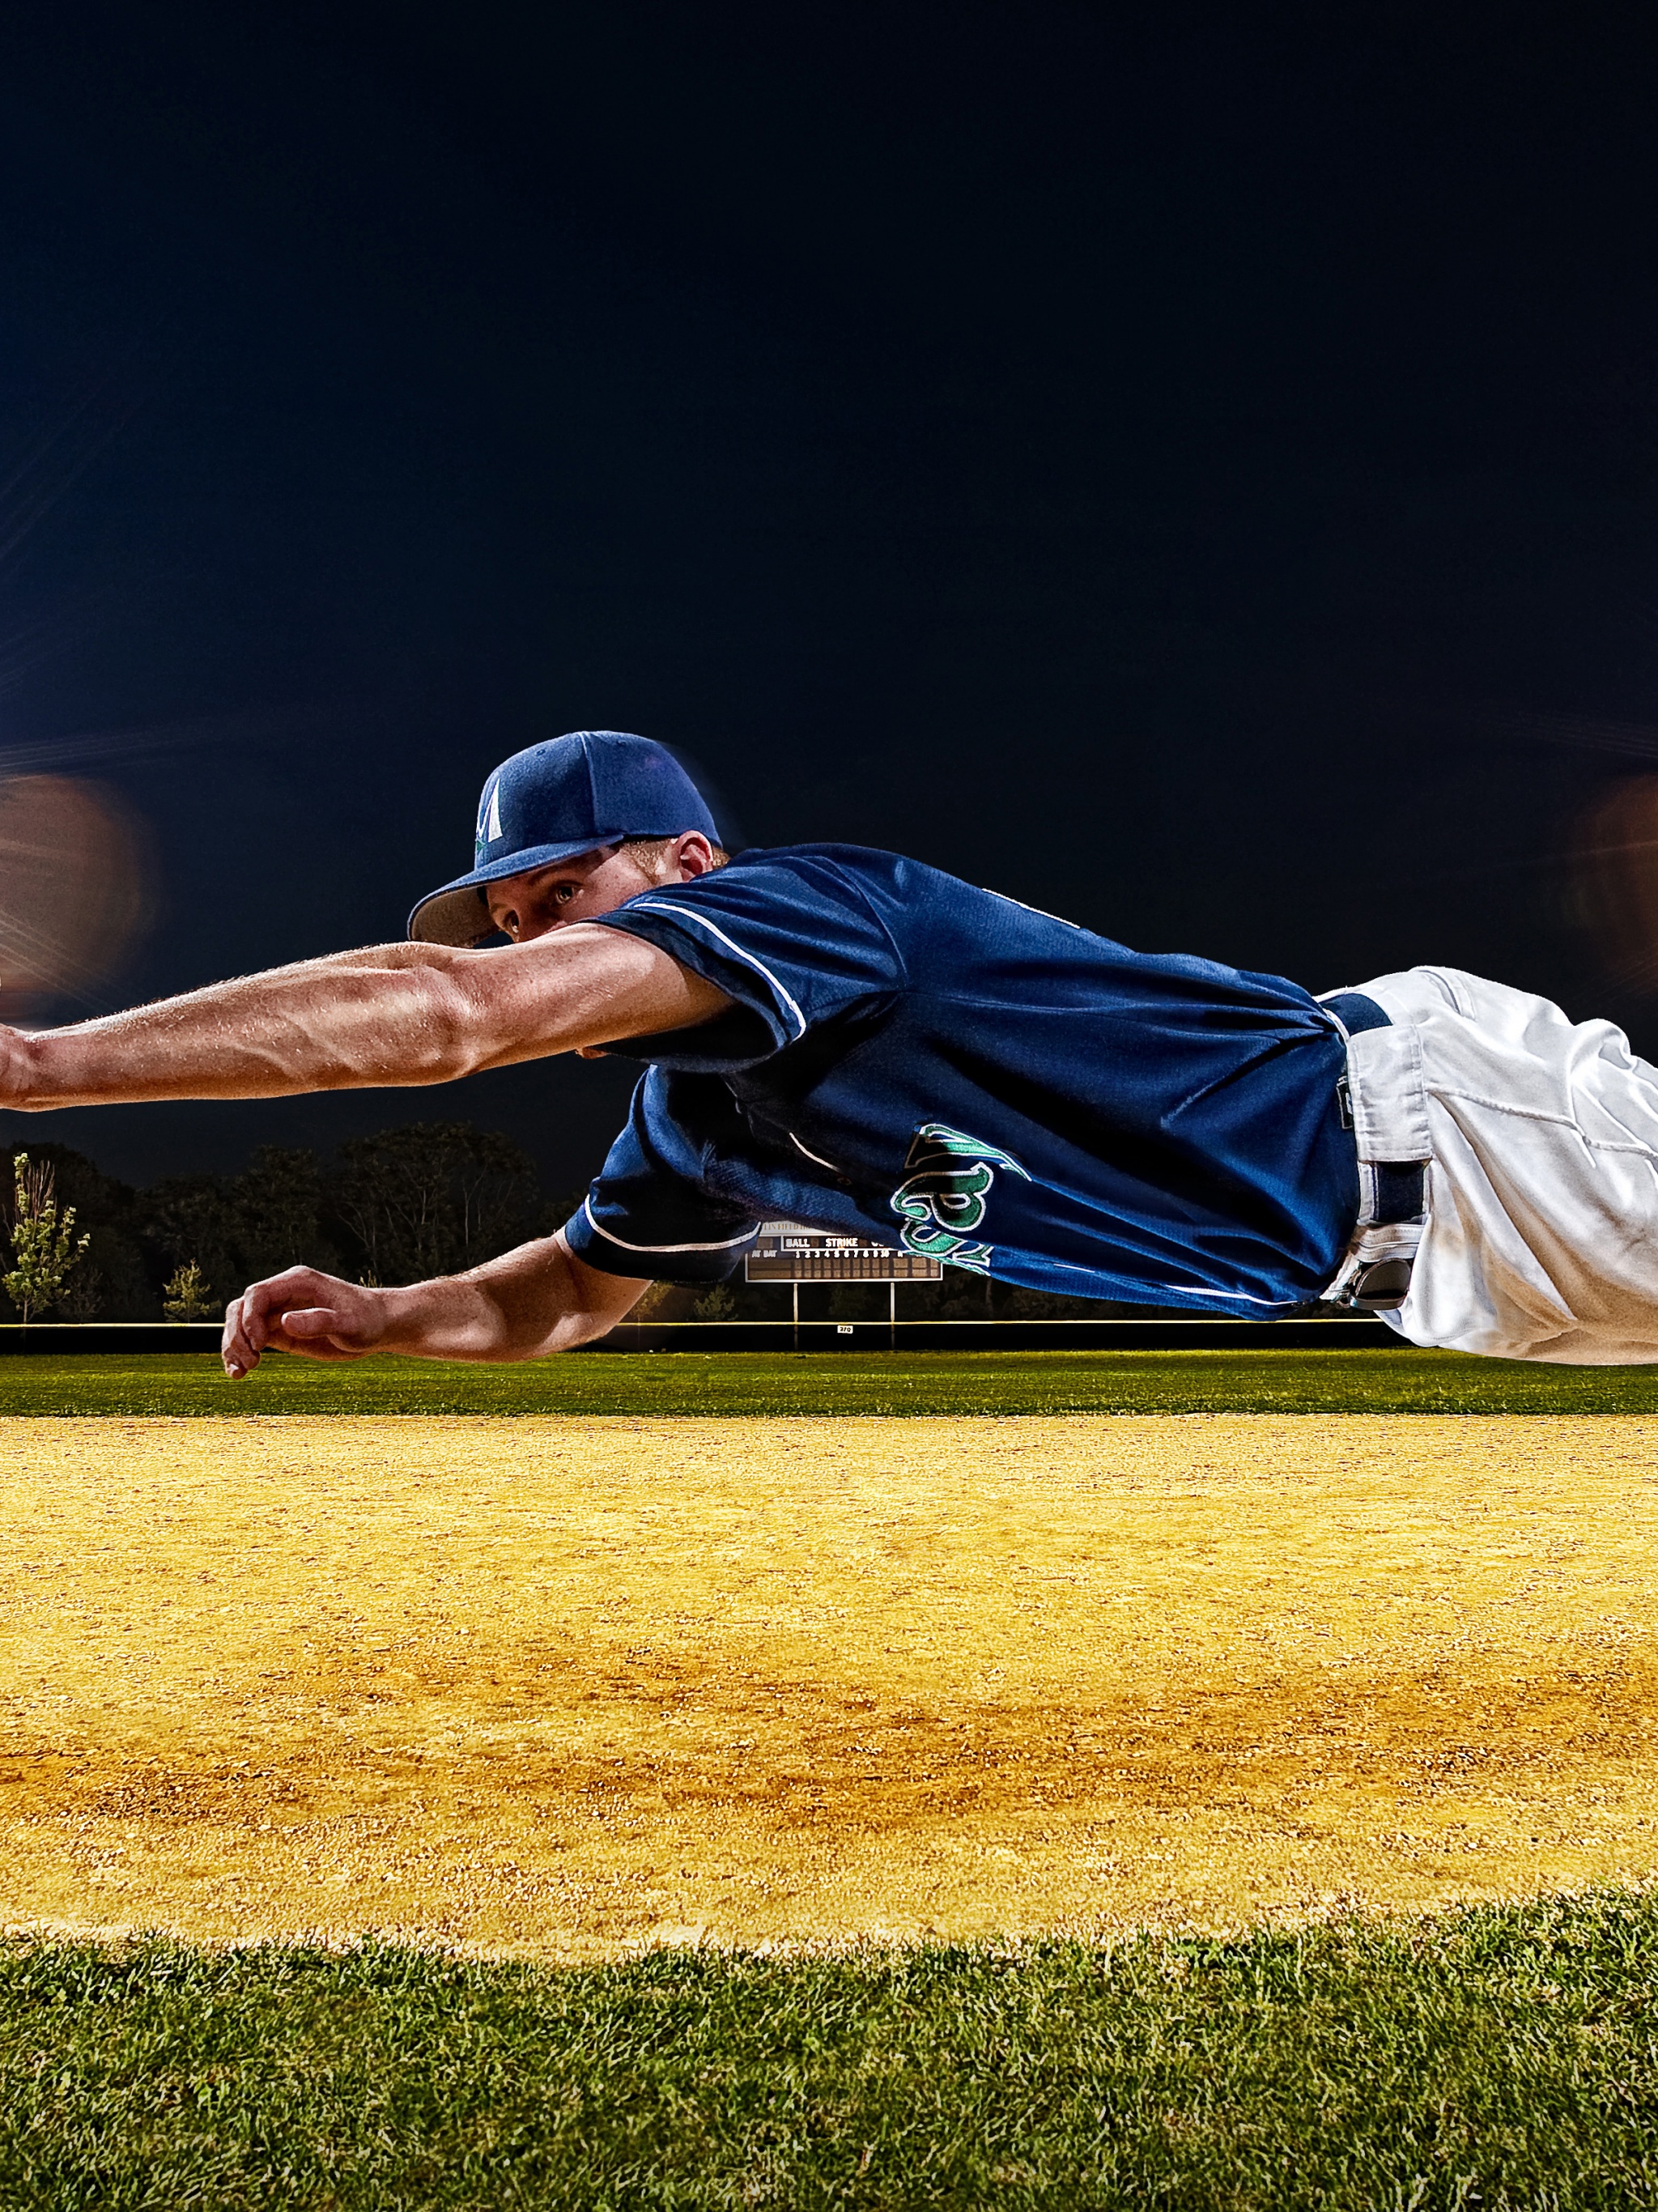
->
[[220, 1231, 651, 1376], [0, 923, 730, 1110]]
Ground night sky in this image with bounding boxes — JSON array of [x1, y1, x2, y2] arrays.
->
[[4, 3, 1658, 1196]]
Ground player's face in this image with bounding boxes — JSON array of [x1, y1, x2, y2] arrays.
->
[[484, 836, 714, 942], [483, 846, 647, 940]]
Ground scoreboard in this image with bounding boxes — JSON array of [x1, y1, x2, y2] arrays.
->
[[744, 1221, 943, 1282]]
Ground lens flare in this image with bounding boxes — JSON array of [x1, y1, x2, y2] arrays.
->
[[1567, 774, 1658, 996], [0, 774, 154, 1018]]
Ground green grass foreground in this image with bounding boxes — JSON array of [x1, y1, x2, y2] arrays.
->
[[4, 1346, 1658, 1415], [2, 1893, 1655, 2208]]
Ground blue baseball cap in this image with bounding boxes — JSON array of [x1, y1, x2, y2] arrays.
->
[[407, 730, 721, 945]]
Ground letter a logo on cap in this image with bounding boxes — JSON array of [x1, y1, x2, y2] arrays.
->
[[475, 779, 504, 860]]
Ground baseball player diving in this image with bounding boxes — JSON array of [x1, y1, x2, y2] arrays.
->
[[1, 728, 1655, 1369]]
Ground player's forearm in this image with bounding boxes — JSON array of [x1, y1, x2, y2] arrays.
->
[[8, 955, 483, 1108], [375, 1238, 645, 1361]]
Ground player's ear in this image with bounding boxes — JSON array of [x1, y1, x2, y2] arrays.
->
[[673, 832, 717, 881]]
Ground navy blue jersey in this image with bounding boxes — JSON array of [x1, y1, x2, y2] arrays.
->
[[560, 845, 1359, 1311]]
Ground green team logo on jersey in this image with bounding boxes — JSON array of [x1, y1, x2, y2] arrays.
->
[[890, 1122, 1030, 1274]]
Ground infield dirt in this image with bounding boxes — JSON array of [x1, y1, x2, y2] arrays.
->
[[2, 1414, 1656, 1959]]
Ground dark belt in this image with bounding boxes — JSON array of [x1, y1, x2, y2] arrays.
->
[[1323, 990, 1426, 1312]]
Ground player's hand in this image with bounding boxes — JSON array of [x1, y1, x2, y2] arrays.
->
[[222, 1266, 393, 1377]]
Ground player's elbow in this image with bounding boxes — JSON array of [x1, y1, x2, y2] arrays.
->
[[413, 960, 575, 1082], [510, 1299, 631, 1359], [393, 966, 512, 1084], [449, 1235, 638, 1360]]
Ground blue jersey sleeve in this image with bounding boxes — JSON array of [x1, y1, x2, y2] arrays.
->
[[593, 849, 906, 1067], [562, 1069, 761, 1282]]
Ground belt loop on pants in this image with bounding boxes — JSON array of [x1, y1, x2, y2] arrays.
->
[[1318, 989, 1431, 1312]]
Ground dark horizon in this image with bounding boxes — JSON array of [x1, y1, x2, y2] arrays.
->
[[5, 4, 1658, 1195]]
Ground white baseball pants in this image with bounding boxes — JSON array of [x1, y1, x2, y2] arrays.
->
[[1336, 965, 1658, 1363]]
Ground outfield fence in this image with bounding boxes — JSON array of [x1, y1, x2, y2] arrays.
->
[[0, 1315, 1403, 1353]]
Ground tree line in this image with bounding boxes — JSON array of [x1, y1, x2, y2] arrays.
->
[[0, 1125, 582, 1324], [2, 1124, 1120, 1325]]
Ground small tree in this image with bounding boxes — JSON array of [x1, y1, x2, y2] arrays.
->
[[690, 1282, 737, 1322], [162, 1260, 216, 1322], [3, 1153, 91, 1326]]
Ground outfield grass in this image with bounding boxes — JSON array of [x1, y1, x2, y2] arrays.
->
[[2, 1892, 1654, 2208], [5, 1346, 1658, 1414]]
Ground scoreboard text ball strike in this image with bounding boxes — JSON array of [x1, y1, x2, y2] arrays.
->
[[744, 1222, 944, 1283]]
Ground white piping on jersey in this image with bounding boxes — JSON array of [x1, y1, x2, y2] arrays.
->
[[581, 1197, 757, 1255], [982, 887, 1086, 931], [789, 1131, 843, 1174], [623, 900, 808, 1040]]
